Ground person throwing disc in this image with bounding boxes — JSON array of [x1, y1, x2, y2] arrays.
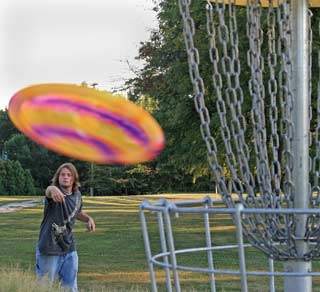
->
[[36, 162, 95, 292]]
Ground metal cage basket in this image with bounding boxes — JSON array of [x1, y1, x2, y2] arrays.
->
[[140, 196, 320, 292]]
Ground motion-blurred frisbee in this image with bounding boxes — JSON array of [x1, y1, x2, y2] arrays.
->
[[8, 83, 165, 164]]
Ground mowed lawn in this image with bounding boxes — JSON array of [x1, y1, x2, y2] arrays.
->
[[1, 194, 320, 292]]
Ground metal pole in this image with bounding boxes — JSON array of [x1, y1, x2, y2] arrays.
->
[[284, 0, 312, 290], [163, 205, 181, 292], [235, 204, 248, 292], [203, 201, 216, 292], [269, 258, 275, 292], [157, 212, 173, 292], [140, 205, 158, 292]]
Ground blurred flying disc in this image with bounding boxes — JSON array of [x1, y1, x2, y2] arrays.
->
[[8, 83, 165, 164]]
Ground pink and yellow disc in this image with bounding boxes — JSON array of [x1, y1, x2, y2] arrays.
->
[[8, 83, 165, 164]]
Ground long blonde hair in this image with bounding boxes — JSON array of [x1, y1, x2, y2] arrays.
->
[[51, 162, 80, 192]]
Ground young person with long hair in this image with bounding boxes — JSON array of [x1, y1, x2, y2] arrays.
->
[[36, 162, 95, 292]]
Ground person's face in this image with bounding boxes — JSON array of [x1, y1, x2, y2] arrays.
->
[[59, 167, 74, 190]]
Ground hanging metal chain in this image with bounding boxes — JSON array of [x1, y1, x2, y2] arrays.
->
[[267, 0, 281, 201], [206, 0, 256, 207], [211, 0, 241, 196], [274, 0, 298, 257], [206, 0, 269, 247], [312, 19, 320, 195], [306, 14, 320, 249], [265, 0, 293, 252], [247, 0, 274, 207], [313, 20, 320, 195], [178, 0, 232, 205], [178, 0, 320, 260], [277, 0, 295, 207], [225, 1, 256, 201]]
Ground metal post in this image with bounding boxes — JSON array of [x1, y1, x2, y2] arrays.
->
[[163, 204, 181, 292], [284, 0, 312, 290], [157, 212, 173, 292], [140, 205, 158, 292], [203, 199, 216, 292], [269, 258, 275, 292], [235, 204, 248, 292]]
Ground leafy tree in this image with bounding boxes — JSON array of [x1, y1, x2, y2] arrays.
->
[[4, 134, 54, 191], [24, 169, 37, 196], [0, 109, 19, 153], [5, 160, 19, 195], [126, 0, 215, 190], [3, 133, 89, 192], [0, 160, 37, 196], [13, 160, 26, 195], [0, 161, 7, 195]]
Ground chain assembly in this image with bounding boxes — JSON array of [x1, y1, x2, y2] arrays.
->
[[179, 0, 319, 260]]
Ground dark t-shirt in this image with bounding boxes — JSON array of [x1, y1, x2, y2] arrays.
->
[[38, 189, 82, 255]]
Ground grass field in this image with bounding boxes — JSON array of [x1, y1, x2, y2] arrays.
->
[[1, 194, 320, 291]]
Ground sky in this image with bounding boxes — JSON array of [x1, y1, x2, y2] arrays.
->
[[0, 0, 158, 109]]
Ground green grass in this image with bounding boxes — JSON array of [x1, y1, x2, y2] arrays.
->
[[0, 194, 320, 291]]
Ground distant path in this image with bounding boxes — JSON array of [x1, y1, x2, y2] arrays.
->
[[0, 199, 42, 214]]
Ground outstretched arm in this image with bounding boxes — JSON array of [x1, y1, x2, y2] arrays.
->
[[76, 211, 95, 232]]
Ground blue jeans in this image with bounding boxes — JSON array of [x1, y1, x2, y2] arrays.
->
[[36, 247, 78, 292]]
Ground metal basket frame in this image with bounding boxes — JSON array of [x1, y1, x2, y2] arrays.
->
[[140, 196, 320, 292]]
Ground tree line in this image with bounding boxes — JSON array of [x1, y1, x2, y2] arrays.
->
[[3, 1, 319, 196], [0, 104, 213, 196], [0, 1, 217, 196]]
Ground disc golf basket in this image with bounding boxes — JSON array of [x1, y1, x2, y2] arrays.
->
[[140, 0, 320, 291]]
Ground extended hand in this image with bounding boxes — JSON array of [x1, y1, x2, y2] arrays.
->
[[87, 217, 96, 232], [47, 186, 65, 203]]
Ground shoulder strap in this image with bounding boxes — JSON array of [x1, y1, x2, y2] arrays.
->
[[63, 195, 81, 225]]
